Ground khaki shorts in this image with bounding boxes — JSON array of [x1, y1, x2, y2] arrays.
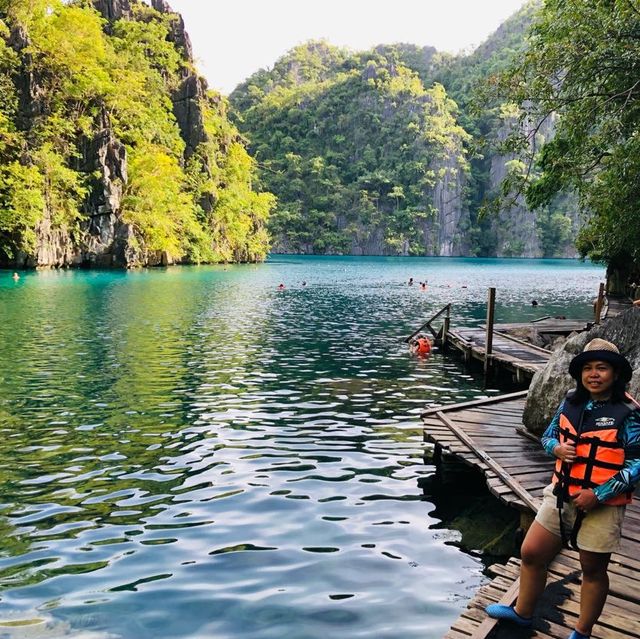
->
[[535, 483, 626, 553]]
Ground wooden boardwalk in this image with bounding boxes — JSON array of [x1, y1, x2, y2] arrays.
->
[[494, 317, 592, 335], [409, 296, 592, 382], [422, 393, 640, 639], [446, 328, 551, 381]]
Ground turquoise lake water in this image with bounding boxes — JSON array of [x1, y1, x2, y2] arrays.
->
[[0, 256, 603, 638]]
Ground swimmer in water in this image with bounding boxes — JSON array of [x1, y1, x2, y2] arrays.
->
[[408, 277, 414, 286], [278, 283, 285, 290], [409, 334, 432, 356], [12, 272, 19, 280]]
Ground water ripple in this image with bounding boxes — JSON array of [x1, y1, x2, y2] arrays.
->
[[0, 257, 603, 638]]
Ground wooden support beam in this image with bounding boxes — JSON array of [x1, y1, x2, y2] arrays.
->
[[442, 307, 450, 348], [484, 288, 496, 381], [420, 390, 528, 418], [493, 330, 552, 356], [405, 303, 451, 342], [594, 282, 605, 325]]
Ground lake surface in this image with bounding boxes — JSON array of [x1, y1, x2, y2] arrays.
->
[[0, 256, 603, 638]]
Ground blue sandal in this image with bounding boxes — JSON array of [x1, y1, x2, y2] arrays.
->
[[485, 603, 533, 627], [568, 631, 589, 639]]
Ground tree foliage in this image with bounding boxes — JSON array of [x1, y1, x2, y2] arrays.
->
[[496, 0, 640, 280], [231, 41, 470, 255], [0, 0, 272, 265]]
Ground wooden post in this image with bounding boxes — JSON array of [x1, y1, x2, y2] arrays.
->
[[442, 304, 450, 348], [594, 282, 605, 324], [484, 287, 496, 380]]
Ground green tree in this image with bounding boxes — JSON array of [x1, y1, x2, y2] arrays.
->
[[536, 208, 573, 258], [0, 0, 272, 266], [231, 43, 469, 255], [496, 0, 640, 289]]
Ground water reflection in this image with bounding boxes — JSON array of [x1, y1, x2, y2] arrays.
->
[[0, 257, 602, 638]]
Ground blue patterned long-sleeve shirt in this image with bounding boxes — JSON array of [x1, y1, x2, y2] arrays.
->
[[542, 398, 640, 503]]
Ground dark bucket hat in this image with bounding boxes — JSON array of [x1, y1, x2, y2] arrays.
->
[[568, 338, 633, 382]]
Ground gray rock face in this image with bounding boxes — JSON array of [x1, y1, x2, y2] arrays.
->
[[488, 115, 581, 258], [8, 26, 47, 130], [151, 0, 212, 214], [151, 0, 194, 60], [346, 223, 386, 256], [19, 108, 138, 269], [79, 109, 132, 267], [92, 0, 131, 21], [488, 118, 540, 257], [524, 307, 640, 435], [423, 155, 469, 256], [31, 214, 80, 268], [172, 74, 208, 160]]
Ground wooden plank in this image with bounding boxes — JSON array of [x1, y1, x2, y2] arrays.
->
[[493, 330, 552, 356], [470, 579, 521, 638], [436, 412, 541, 512], [421, 391, 528, 417]]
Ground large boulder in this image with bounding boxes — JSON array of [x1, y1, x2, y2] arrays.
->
[[524, 307, 640, 435]]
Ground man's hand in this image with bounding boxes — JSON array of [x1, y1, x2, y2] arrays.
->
[[554, 443, 576, 463], [572, 489, 599, 512]]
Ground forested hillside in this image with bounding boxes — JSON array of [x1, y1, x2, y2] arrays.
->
[[231, 1, 581, 258], [492, 0, 640, 292], [1, 1, 605, 267], [232, 42, 470, 255], [0, 0, 274, 268]]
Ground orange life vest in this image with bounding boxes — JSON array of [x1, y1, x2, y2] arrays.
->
[[415, 338, 431, 355], [552, 397, 635, 506]]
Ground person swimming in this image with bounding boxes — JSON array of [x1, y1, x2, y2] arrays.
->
[[409, 334, 432, 356], [12, 272, 19, 280], [408, 277, 414, 286]]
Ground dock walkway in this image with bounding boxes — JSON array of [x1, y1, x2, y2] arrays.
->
[[422, 393, 640, 639], [446, 328, 551, 381], [493, 317, 592, 335]]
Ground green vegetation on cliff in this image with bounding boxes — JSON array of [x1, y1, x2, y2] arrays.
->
[[494, 0, 640, 288], [232, 41, 469, 255], [230, 3, 578, 258], [0, 0, 273, 267]]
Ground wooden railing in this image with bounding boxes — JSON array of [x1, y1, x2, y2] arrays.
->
[[404, 303, 451, 345]]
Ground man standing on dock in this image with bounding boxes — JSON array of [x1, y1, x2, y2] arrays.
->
[[485, 339, 640, 639]]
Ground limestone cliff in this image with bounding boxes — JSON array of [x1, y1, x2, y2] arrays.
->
[[422, 154, 470, 257], [148, 0, 215, 214], [0, 0, 269, 268], [487, 115, 581, 258], [93, 0, 131, 22], [231, 3, 581, 259]]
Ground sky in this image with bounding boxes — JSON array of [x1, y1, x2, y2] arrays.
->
[[167, 0, 528, 95]]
